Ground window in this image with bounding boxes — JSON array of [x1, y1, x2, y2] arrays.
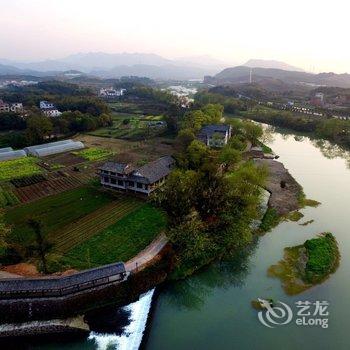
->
[[128, 181, 134, 187], [118, 180, 124, 186], [104, 176, 110, 183], [111, 178, 116, 184], [137, 182, 143, 189]]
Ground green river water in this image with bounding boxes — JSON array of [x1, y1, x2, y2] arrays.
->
[[13, 126, 350, 349], [144, 127, 350, 350]]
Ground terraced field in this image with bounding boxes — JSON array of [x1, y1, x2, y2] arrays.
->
[[51, 197, 144, 253]]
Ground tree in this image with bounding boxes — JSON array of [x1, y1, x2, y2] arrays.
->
[[152, 169, 198, 224], [182, 110, 209, 131], [25, 115, 53, 144], [26, 217, 52, 274], [176, 128, 195, 151], [219, 146, 242, 169], [242, 121, 263, 145], [201, 103, 224, 123], [187, 140, 211, 170], [98, 113, 113, 127]]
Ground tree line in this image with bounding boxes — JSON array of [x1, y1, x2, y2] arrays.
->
[[152, 103, 266, 278]]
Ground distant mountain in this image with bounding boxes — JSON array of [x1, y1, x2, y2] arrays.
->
[[244, 59, 304, 72], [0, 63, 56, 77], [0, 52, 222, 80], [206, 66, 350, 88]]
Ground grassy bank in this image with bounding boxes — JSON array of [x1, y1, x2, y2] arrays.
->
[[268, 233, 340, 295]]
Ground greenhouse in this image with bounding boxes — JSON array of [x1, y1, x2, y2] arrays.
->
[[0, 150, 27, 162], [28, 141, 85, 157], [24, 140, 75, 155], [0, 147, 14, 154]]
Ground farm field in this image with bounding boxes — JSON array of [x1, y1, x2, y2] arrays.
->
[[0, 184, 20, 208], [12, 167, 97, 204], [75, 134, 175, 166], [61, 204, 166, 269], [87, 113, 166, 140], [50, 196, 144, 253], [0, 157, 42, 182], [73, 147, 114, 161], [5, 186, 116, 246]]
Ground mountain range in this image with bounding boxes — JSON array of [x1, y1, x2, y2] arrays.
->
[[206, 66, 350, 89], [1, 53, 350, 88], [0, 53, 229, 80]]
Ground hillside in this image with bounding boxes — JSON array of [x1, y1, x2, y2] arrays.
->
[[244, 59, 304, 72], [206, 66, 350, 88]]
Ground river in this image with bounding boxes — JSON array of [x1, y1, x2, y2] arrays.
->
[[10, 126, 350, 349], [144, 126, 350, 350]]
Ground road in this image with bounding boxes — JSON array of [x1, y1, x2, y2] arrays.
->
[[125, 233, 168, 273]]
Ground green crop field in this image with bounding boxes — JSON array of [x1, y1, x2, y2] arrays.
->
[[0, 185, 20, 208], [73, 147, 114, 161], [61, 204, 166, 269], [87, 113, 165, 140], [5, 186, 115, 246], [50, 197, 144, 253], [0, 157, 42, 182]]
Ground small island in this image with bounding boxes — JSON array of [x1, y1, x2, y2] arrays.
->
[[268, 233, 340, 295]]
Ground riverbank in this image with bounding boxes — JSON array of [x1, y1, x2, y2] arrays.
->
[[240, 108, 350, 151], [143, 125, 350, 350], [254, 158, 302, 215]]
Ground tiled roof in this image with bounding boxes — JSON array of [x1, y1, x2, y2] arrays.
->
[[0, 262, 126, 293], [197, 124, 231, 143], [131, 156, 174, 184], [100, 156, 175, 184], [99, 162, 134, 174]]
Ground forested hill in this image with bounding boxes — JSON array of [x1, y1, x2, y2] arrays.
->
[[205, 66, 350, 88]]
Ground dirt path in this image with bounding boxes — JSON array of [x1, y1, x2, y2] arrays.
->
[[125, 233, 168, 273], [0, 271, 22, 279]]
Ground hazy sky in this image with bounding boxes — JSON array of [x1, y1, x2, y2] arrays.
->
[[1, 0, 349, 72]]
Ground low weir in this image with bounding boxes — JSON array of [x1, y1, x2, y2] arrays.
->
[[88, 289, 155, 350]]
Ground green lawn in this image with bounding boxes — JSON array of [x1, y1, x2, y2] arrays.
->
[[5, 186, 114, 246], [0, 157, 42, 182], [61, 204, 166, 269]]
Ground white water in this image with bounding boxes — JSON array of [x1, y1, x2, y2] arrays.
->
[[88, 289, 155, 350]]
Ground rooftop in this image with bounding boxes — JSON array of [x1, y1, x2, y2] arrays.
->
[[100, 156, 175, 184], [99, 162, 135, 174], [0, 262, 126, 293], [197, 124, 231, 143]]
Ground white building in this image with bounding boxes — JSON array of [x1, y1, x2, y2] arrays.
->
[[99, 88, 126, 99], [0, 100, 24, 113], [99, 156, 174, 196], [197, 124, 232, 148], [42, 109, 62, 118], [40, 101, 55, 109]]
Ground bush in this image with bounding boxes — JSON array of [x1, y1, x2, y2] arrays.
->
[[304, 233, 339, 283]]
